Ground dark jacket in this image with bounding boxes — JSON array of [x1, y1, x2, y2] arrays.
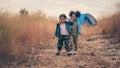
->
[[54, 21, 72, 37]]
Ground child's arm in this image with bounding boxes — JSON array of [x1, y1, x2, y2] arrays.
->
[[53, 23, 58, 39]]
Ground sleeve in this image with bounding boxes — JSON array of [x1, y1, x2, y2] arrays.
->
[[54, 23, 58, 36], [77, 23, 81, 34], [86, 14, 97, 26]]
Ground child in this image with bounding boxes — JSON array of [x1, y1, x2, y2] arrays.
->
[[69, 11, 81, 55], [53, 14, 72, 56]]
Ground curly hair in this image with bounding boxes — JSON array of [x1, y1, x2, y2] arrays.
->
[[69, 11, 75, 17], [69, 10, 81, 18], [76, 11, 81, 17]]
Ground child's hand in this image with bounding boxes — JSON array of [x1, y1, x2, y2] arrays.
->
[[53, 36, 56, 39], [53, 36, 59, 40], [66, 18, 70, 20]]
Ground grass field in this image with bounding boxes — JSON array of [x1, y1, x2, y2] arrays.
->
[[0, 2, 120, 68]]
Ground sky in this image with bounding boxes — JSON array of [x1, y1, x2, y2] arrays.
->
[[0, 0, 119, 18]]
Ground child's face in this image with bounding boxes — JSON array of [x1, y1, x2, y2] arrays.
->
[[71, 14, 76, 21], [59, 17, 66, 23]]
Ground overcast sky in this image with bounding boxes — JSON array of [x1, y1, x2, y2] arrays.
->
[[0, 0, 119, 18]]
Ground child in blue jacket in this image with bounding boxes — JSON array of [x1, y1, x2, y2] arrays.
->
[[53, 14, 72, 57]]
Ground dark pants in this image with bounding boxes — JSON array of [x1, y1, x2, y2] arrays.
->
[[57, 35, 70, 52], [70, 35, 78, 51]]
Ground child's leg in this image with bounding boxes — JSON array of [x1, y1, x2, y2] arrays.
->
[[70, 35, 73, 51], [73, 36, 78, 52], [64, 35, 71, 52], [56, 39, 63, 56], [57, 39, 63, 52], [64, 36, 72, 57]]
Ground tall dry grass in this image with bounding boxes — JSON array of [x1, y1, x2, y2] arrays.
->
[[0, 11, 57, 62], [98, 2, 120, 35]]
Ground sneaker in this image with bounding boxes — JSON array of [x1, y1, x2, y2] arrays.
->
[[67, 53, 71, 57], [56, 52, 60, 56], [74, 51, 78, 55], [67, 52, 72, 57], [69, 51, 73, 54]]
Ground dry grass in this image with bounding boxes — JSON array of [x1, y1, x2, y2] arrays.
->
[[0, 11, 57, 62], [98, 2, 120, 35], [0, 2, 120, 64]]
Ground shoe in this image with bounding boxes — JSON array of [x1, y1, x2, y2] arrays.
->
[[67, 53, 71, 57], [56, 52, 60, 56], [69, 51, 73, 54], [74, 51, 78, 55], [67, 52, 72, 57]]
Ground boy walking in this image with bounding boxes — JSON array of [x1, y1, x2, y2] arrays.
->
[[53, 14, 72, 57]]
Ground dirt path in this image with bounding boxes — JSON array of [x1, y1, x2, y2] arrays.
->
[[0, 35, 120, 68]]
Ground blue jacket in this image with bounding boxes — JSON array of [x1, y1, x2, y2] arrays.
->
[[54, 21, 72, 37], [76, 13, 97, 33], [77, 13, 97, 26]]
